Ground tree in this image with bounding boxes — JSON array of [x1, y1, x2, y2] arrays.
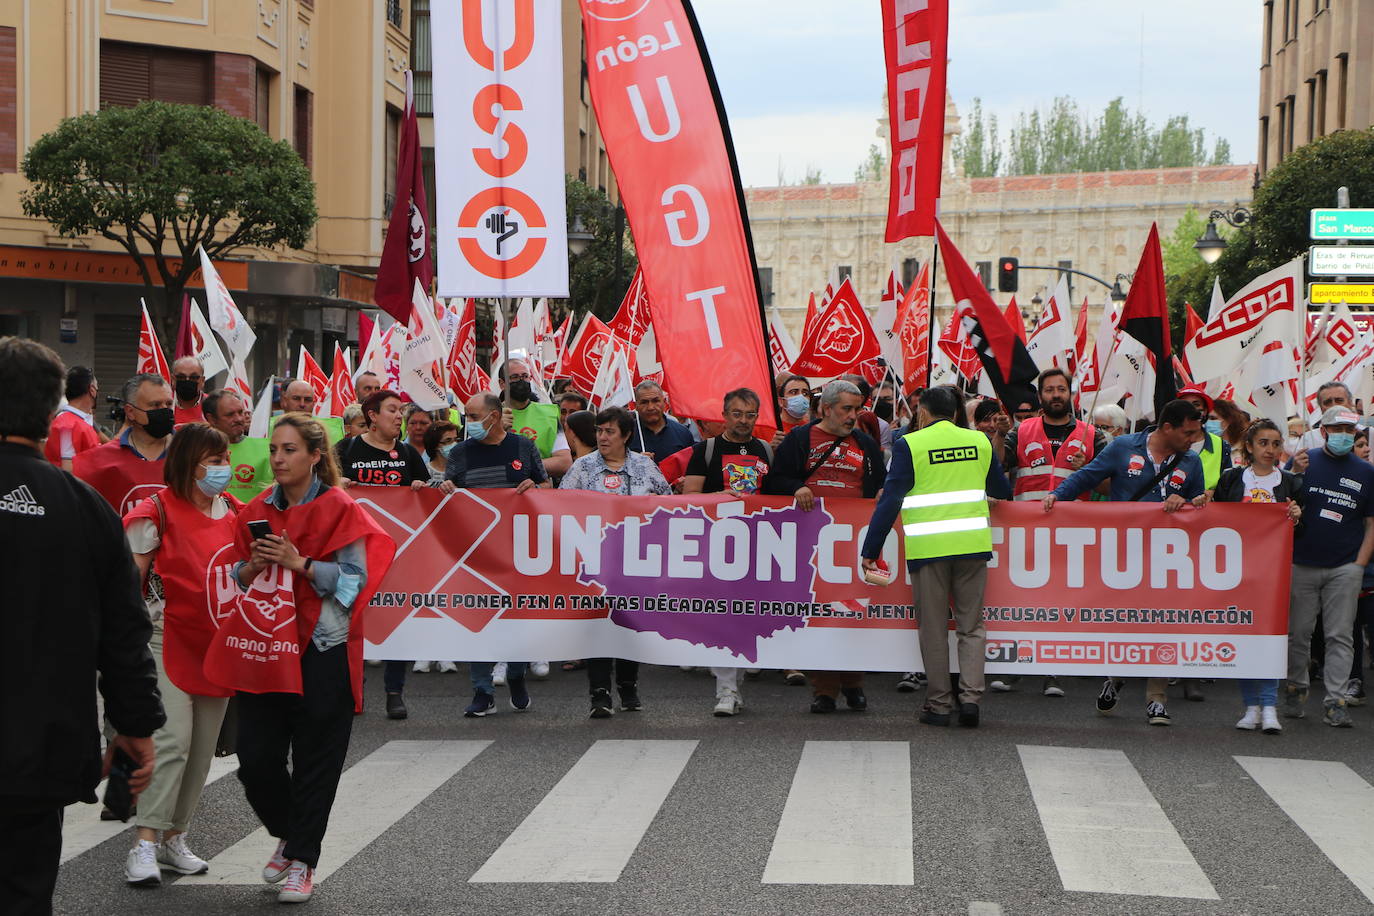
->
[[565, 176, 637, 322], [949, 98, 1000, 177], [22, 100, 317, 339], [853, 143, 887, 182]]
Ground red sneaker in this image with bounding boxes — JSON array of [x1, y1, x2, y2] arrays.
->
[[262, 840, 291, 884], [277, 861, 314, 903]]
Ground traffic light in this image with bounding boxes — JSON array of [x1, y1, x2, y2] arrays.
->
[[998, 257, 1019, 293]]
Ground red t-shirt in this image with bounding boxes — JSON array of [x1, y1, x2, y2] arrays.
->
[[43, 409, 101, 465], [174, 402, 205, 428], [805, 426, 866, 497]]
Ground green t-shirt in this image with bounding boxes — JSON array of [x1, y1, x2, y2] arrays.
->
[[510, 402, 560, 458], [226, 436, 272, 503]]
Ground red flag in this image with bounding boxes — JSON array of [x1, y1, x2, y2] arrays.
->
[[448, 297, 485, 403], [296, 346, 330, 413], [895, 260, 932, 394], [136, 301, 171, 382], [938, 308, 984, 381], [789, 277, 882, 379], [881, 0, 949, 240], [559, 313, 616, 397], [373, 72, 434, 325], [358, 311, 376, 359], [1072, 297, 1089, 375], [1004, 298, 1027, 343], [1172, 355, 1195, 389], [607, 267, 653, 349], [327, 343, 355, 417], [802, 292, 820, 342], [579, 0, 774, 435], [1184, 302, 1205, 346], [1118, 223, 1177, 411], [174, 293, 194, 359]]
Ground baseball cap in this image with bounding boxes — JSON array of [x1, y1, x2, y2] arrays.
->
[[1319, 406, 1361, 427]]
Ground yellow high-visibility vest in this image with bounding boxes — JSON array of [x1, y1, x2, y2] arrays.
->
[[900, 420, 993, 560]]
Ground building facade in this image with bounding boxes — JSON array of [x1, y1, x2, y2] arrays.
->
[[1257, 0, 1374, 175], [0, 0, 410, 391]]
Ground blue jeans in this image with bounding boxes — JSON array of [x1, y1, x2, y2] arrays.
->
[[383, 660, 408, 694], [1238, 678, 1278, 706], [470, 662, 527, 693]]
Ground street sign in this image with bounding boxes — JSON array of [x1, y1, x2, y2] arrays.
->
[[1310, 246, 1374, 276], [1310, 208, 1374, 239], [1310, 282, 1374, 304]]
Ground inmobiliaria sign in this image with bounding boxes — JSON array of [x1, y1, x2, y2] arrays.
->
[[433, 0, 569, 297]]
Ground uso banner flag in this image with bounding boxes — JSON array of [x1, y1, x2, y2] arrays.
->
[[882, 0, 948, 241], [356, 491, 1289, 678], [433, 0, 568, 297], [579, 0, 776, 434]]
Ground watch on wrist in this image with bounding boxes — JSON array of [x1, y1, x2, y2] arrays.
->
[[302, 556, 314, 571]]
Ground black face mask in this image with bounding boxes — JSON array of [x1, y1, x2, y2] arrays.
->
[[873, 398, 894, 422], [174, 379, 201, 403], [141, 407, 175, 439], [509, 380, 533, 403]]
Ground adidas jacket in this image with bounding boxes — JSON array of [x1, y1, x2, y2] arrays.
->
[[0, 442, 164, 807]]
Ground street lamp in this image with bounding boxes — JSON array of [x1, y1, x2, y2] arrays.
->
[[1109, 278, 1127, 303], [1193, 206, 1252, 265], [566, 214, 594, 257]]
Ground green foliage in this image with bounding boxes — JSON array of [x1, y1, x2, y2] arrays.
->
[[565, 176, 637, 322], [21, 100, 316, 331], [853, 143, 887, 182], [955, 96, 1233, 177]]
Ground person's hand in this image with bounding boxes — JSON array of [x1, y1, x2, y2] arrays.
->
[[438, 479, 457, 494], [1162, 493, 1186, 513], [1288, 501, 1302, 522], [643, 452, 655, 461], [341, 478, 356, 489], [1291, 449, 1310, 473], [1067, 451, 1086, 469], [254, 531, 305, 571], [794, 486, 815, 512], [514, 478, 536, 494], [1192, 492, 1211, 508], [860, 557, 880, 574], [1041, 494, 1057, 513], [410, 479, 426, 490], [104, 734, 155, 797], [994, 414, 1012, 433], [770, 430, 785, 450], [502, 407, 514, 431]]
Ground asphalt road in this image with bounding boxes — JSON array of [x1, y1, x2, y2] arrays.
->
[[53, 666, 1374, 916]]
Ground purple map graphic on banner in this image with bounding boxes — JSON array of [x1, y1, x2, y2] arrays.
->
[[580, 503, 831, 661]]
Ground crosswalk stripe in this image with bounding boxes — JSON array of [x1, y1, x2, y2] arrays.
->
[[1018, 745, 1218, 900], [1235, 755, 1374, 903], [201, 740, 489, 885], [470, 739, 698, 883], [60, 754, 239, 864], [762, 741, 913, 885]]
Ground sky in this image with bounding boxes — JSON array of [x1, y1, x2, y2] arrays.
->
[[691, 0, 1261, 188]]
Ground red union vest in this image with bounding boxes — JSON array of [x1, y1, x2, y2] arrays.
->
[[73, 439, 166, 515], [1012, 417, 1094, 501]]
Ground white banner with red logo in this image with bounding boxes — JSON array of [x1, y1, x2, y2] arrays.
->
[[433, 0, 568, 297], [578, 0, 775, 433], [356, 492, 1289, 678], [881, 0, 948, 241]]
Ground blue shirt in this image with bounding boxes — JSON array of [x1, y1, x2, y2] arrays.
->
[[559, 450, 672, 496], [861, 434, 1011, 568], [1052, 428, 1205, 503], [1293, 448, 1374, 568], [629, 416, 695, 463]]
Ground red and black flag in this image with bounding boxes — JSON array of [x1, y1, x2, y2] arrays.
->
[[1118, 223, 1178, 414], [934, 220, 1040, 411]]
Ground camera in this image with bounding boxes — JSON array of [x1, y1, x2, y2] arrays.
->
[[106, 394, 125, 424]]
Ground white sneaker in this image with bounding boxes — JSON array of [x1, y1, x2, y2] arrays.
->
[[493, 662, 508, 686], [412, 660, 432, 673], [366, 659, 382, 668], [157, 833, 209, 875], [262, 839, 291, 884], [713, 688, 742, 717], [277, 860, 314, 903], [125, 839, 162, 886], [1261, 706, 1283, 734], [530, 661, 551, 679], [436, 661, 459, 674], [1235, 705, 1261, 730], [989, 679, 1012, 692]]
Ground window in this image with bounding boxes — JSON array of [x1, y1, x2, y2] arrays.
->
[[1285, 95, 1296, 156], [757, 267, 774, 307], [293, 84, 312, 169], [255, 67, 272, 134], [384, 105, 400, 217], [411, 0, 432, 115], [836, 265, 852, 282], [1337, 53, 1348, 130], [0, 27, 14, 173], [1316, 69, 1328, 137], [386, 0, 404, 29], [1057, 260, 1074, 301], [1280, 0, 1290, 42], [1306, 78, 1317, 142], [975, 261, 993, 291], [1259, 115, 1269, 173], [901, 257, 919, 289], [99, 41, 210, 108], [1263, 2, 1273, 62]]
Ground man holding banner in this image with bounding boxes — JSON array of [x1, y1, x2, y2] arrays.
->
[[862, 386, 1010, 728]]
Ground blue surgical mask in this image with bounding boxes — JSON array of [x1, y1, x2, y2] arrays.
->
[[465, 419, 489, 441], [1326, 432, 1356, 456], [197, 463, 232, 497], [785, 395, 809, 417], [1203, 419, 1222, 436], [440, 442, 457, 457]]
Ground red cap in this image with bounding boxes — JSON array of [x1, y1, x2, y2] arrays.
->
[[1176, 386, 1214, 415]]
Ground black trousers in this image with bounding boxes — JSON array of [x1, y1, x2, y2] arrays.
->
[[0, 800, 63, 916], [586, 658, 639, 694], [235, 643, 354, 869]]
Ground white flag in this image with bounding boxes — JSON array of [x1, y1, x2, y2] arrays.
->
[[1025, 275, 1074, 372], [398, 279, 450, 410], [186, 298, 229, 378], [1206, 276, 1225, 322], [590, 343, 635, 409], [227, 357, 254, 415], [1185, 257, 1305, 386], [248, 375, 274, 439], [767, 311, 800, 376], [199, 245, 255, 361]]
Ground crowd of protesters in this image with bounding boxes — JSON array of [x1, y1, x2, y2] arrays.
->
[[4, 332, 1372, 913]]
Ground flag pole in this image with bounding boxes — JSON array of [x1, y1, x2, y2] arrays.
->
[[926, 238, 940, 392], [501, 297, 513, 411]]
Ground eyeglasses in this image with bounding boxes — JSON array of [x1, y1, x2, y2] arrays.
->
[[725, 410, 759, 420]]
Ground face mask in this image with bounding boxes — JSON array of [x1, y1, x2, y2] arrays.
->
[[465, 419, 489, 441], [1203, 419, 1222, 436], [509, 380, 533, 402], [141, 407, 175, 438], [440, 442, 457, 457], [873, 399, 894, 422], [174, 379, 201, 403], [1327, 432, 1355, 456], [785, 395, 809, 417], [197, 463, 232, 497]]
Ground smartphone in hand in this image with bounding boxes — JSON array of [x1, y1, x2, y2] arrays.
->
[[247, 520, 273, 541], [102, 747, 139, 822]]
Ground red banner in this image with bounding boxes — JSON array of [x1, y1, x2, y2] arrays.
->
[[579, 0, 774, 434], [882, 0, 948, 241], [354, 490, 1290, 677]]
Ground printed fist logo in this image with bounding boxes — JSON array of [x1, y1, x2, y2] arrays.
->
[[815, 311, 862, 360], [204, 544, 241, 627], [584, 0, 651, 21], [457, 188, 548, 280], [239, 565, 297, 639], [119, 484, 163, 517]]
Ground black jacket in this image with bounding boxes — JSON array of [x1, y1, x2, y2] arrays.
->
[[0, 442, 163, 807], [1213, 465, 1303, 504], [764, 420, 886, 499]]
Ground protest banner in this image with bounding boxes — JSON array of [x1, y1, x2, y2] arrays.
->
[[356, 491, 1290, 678]]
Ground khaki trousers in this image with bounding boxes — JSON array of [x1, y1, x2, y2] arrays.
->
[[915, 557, 989, 714]]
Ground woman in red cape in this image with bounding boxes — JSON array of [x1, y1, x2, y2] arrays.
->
[[206, 413, 394, 904], [121, 423, 241, 887]]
